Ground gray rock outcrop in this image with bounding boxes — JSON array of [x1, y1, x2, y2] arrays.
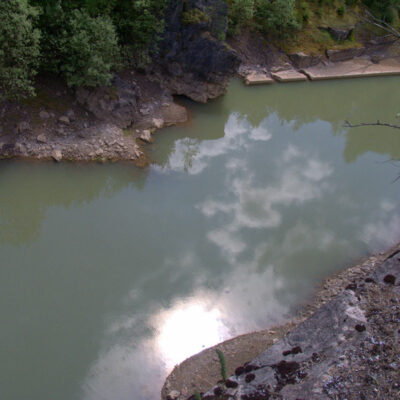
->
[[154, 0, 241, 102], [199, 251, 400, 400]]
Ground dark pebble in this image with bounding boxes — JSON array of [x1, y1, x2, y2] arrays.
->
[[245, 373, 256, 383], [365, 277, 375, 283], [355, 324, 366, 332], [225, 379, 239, 388], [291, 346, 302, 354], [213, 387, 223, 396], [244, 364, 259, 373], [282, 350, 292, 356], [383, 274, 396, 285], [235, 366, 245, 376], [345, 283, 357, 291], [312, 352, 320, 362]]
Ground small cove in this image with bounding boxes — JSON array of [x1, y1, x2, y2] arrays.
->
[[1, 77, 400, 400]]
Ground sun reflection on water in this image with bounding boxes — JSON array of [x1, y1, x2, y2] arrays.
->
[[155, 301, 228, 368]]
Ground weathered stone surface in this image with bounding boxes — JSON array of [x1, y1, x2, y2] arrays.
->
[[52, 149, 62, 162], [58, 115, 70, 125], [303, 58, 400, 80], [199, 251, 400, 400], [37, 134, 47, 143], [152, 118, 164, 129], [320, 26, 354, 41], [244, 72, 275, 85], [161, 103, 188, 126], [155, 0, 241, 102], [326, 47, 364, 62], [139, 130, 152, 143], [39, 110, 50, 120], [289, 52, 322, 69], [271, 69, 308, 82], [76, 76, 140, 128]]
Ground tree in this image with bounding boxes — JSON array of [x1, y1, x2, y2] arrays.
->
[[227, 0, 255, 35], [0, 0, 41, 100], [60, 10, 120, 87], [254, 0, 299, 38]]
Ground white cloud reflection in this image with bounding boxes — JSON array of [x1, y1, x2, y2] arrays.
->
[[82, 257, 289, 400], [82, 112, 338, 400], [155, 113, 272, 174]]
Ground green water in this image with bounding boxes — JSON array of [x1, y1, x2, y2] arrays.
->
[[1, 78, 400, 400]]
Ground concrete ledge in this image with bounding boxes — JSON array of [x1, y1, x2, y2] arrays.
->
[[302, 58, 400, 80], [245, 72, 275, 85], [271, 69, 308, 82]]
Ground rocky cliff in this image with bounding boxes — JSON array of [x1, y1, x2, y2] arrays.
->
[[153, 0, 241, 102]]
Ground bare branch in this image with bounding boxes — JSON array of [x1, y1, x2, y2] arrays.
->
[[349, 8, 400, 39], [344, 120, 400, 130]]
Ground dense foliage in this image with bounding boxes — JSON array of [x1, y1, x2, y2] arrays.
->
[[0, 0, 166, 99], [0, 0, 41, 100]]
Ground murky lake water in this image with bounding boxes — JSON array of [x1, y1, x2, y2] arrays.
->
[[1, 78, 400, 400]]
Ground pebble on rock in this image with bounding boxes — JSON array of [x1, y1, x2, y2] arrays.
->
[[383, 274, 396, 285]]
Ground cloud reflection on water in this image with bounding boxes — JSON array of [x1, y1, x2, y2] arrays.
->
[[81, 108, 400, 400], [82, 112, 334, 400]]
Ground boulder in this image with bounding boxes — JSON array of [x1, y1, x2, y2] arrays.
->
[[139, 130, 152, 143], [289, 52, 322, 69], [326, 47, 365, 62], [39, 110, 50, 120], [58, 116, 70, 125], [320, 26, 354, 41], [52, 149, 62, 162], [152, 118, 164, 129], [161, 103, 188, 126], [36, 134, 47, 143], [76, 76, 140, 128]]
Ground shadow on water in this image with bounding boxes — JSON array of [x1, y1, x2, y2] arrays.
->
[[0, 161, 148, 245]]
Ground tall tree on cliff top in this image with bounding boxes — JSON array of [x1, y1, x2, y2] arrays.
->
[[0, 0, 40, 100]]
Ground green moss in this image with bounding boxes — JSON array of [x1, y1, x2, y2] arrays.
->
[[182, 9, 211, 25]]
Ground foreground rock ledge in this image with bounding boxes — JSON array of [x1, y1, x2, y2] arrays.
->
[[165, 244, 400, 400]]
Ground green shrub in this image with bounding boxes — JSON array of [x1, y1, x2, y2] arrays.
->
[[60, 10, 120, 87], [337, 6, 345, 16], [0, 0, 41, 100], [255, 0, 299, 38], [227, 0, 255, 35]]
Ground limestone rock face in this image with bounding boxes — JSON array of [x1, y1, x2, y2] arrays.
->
[[76, 76, 140, 128], [326, 48, 365, 62], [200, 252, 400, 400], [155, 0, 241, 102]]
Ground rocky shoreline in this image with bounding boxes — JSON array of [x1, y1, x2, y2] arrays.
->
[[162, 243, 400, 400]]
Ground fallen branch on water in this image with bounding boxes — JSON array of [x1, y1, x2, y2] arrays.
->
[[344, 120, 400, 130]]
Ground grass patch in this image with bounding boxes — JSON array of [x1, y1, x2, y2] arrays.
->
[[280, 0, 363, 54]]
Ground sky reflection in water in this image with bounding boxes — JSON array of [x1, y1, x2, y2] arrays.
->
[[1, 78, 400, 400]]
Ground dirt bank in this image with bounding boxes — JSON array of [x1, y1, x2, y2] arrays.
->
[[162, 242, 400, 400]]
